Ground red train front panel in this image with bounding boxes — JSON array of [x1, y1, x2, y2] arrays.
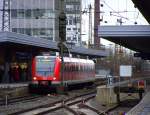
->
[[32, 56, 61, 84]]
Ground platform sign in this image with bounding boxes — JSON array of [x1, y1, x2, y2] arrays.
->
[[120, 65, 132, 77]]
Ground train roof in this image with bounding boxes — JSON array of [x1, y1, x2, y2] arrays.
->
[[63, 57, 94, 64], [35, 56, 94, 64]]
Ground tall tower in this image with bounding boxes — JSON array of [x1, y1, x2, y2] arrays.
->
[[94, 0, 100, 48], [2, 0, 10, 31]]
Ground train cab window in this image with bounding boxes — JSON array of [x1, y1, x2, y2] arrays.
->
[[35, 56, 55, 77]]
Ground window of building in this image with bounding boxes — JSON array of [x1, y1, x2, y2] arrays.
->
[[39, 28, 46, 36], [19, 28, 24, 34], [76, 17, 80, 23], [73, 18, 77, 25], [17, 9, 24, 18], [78, 28, 80, 32], [41, 37, 53, 40], [33, 29, 39, 36], [25, 9, 31, 18], [25, 28, 31, 35], [69, 20, 72, 25], [73, 28, 77, 31], [45, 29, 53, 36], [12, 28, 17, 32], [67, 37, 71, 41], [67, 28, 71, 30], [33, 9, 41, 19], [43, 10, 54, 18], [12, 9, 55, 19], [73, 37, 77, 41], [11, 10, 17, 18]]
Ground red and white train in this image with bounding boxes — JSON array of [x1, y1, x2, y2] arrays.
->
[[31, 56, 95, 90]]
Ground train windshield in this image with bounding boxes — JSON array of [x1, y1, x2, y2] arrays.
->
[[36, 56, 55, 77]]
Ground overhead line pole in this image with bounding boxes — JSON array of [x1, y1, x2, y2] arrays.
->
[[58, 0, 66, 93]]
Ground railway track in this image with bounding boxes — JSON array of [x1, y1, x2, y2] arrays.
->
[[0, 95, 44, 106], [9, 91, 99, 115]]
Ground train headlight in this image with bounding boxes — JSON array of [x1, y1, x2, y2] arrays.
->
[[53, 77, 56, 80], [33, 77, 37, 80]]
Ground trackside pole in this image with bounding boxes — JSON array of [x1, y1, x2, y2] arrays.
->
[[57, 0, 66, 94]]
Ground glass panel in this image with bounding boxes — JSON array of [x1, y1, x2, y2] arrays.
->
[[25, 9, 31, 18], [11, 10, 17, 18], [36, 56, 55, 77], [39, 28, 46, 36], [25, 28, 31, 35], [17, 9, 24, 18], [33, 29, 39, 36], [12, 28, 17, 32]]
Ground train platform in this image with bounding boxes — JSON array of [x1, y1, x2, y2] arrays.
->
[[0, 82, 29, 98], [0, 82, 29, 89], [127, 88, 150, 115]]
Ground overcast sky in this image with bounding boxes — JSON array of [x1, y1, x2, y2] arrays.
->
[[100, 0, 149, 46], [81, 0, 149, 46]]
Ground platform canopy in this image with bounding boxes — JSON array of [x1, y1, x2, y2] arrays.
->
[[0, 31, 108, 57], [98, 25, 150, 54]]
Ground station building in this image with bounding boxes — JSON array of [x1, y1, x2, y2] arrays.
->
[[0, 31, 108, 83]]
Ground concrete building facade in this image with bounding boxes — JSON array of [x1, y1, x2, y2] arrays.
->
[[10, 0, 60, 41], [65, 0, 81, 46]]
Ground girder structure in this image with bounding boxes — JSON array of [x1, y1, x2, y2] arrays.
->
[[2, 0, 10, 31]]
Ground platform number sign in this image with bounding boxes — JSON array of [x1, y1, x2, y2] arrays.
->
[[120, 65, 132, 77]]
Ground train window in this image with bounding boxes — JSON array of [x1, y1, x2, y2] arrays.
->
[[82, 64, 84, 72], [72, 64, 74, 71], [76, 64, 78, 71], [70, 64, 72, 72], [74, 63, 77, 71], [66, 63, 68, 71], [35, 56, 55, 77], [73, 64, 75, 71], [78, 64, 80, 71], [83, 64, 85, 72], [64, 63, 66, 71], [69, 63, 72, 72]]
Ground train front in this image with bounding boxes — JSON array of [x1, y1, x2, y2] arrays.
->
[[29, 56, 59, 93]]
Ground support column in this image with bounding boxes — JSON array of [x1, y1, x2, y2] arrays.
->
[[94, 0, 100, 48], [2, 48, 11, 83]]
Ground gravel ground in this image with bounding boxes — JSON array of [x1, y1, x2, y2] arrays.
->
[[0, 88, 96, 115]]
